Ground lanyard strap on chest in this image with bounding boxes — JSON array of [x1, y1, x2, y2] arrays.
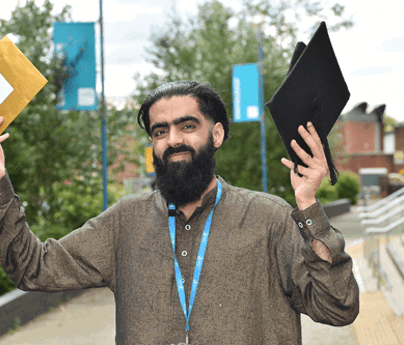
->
[[168, 179, 222, 332]]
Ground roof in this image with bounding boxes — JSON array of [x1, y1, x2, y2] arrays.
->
[[342, 102, 386, 123]]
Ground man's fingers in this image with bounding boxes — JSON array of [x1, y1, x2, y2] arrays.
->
[[0, 117, 9, 143], [0, 133, 9, 143], [297, 123, 323, 157], [306, 122, 322, 143], [291, 139, 313, 166], [281, 157, 293, 169], [281, 157, 308, 176], [0, 116, 8, 143]]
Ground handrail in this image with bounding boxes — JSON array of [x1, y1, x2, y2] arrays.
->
[[359, 193, 404, 219], [357, 182, 404, 213], [365, 217, 404, 235], [361, 203, 404, 225], [363, 212, 404, 290]]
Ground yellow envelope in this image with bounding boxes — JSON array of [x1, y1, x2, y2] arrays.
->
[[0, 35, 48, 134]]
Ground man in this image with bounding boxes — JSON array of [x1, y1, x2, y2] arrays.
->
[[0, 81, 359, 345]]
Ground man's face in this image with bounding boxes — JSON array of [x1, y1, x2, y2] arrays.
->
[[149, 96, 222, 162], [149, 95, 223, 162], [148, 95, 224, 206]]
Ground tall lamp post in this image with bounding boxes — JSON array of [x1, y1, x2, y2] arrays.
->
[[256, 25, 268, 193], [99, 0, 108, 210]]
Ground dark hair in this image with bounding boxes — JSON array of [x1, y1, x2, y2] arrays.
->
[[137, 80, 230, 143]]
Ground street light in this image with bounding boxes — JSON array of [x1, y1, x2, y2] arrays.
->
[[253, 17, 268, 193]]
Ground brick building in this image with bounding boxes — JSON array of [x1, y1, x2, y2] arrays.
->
[[335, 102, 404, 175]]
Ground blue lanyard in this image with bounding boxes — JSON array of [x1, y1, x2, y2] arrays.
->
[[168, 179, 222, 333]]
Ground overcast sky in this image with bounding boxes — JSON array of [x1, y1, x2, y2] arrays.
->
[[2, 0, 404, 122]]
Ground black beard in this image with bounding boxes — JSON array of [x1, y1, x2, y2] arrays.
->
[[153, 134, 216, 208]]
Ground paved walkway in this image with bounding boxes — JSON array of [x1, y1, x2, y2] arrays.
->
[[1, 204, 403, 344], [334, 204, 404, 344], [344, 240, 404, 344], [0, 287, 115, 344]]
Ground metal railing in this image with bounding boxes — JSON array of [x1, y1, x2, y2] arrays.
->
[[357, 181, 404, 213], [361, 203, 404, 226], [359, 193, 404, 219], [363, 200, 404, 290]]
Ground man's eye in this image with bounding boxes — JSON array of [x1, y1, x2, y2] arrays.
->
[[154, 129, 166, 137], [183, 124, 195, 130]]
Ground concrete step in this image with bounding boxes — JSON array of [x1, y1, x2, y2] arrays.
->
[[379, 241, 404, 317], [387, 237, 404, 282], [352, 236, 404, 316]]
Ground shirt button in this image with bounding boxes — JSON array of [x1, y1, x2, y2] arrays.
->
[[181, 251, 188, 257], [298, 222, 304, 229], [185, 224, 191, 231], [306, 219, 313, 226]]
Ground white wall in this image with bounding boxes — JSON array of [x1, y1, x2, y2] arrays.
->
[[384, 132, 395, 154]]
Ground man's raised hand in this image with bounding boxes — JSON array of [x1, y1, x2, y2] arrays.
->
[[281, 122, 332, 263], [281, 122, 329, 210]]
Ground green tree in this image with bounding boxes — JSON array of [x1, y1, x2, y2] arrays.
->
[[133, 0, 353, 206], [0, 0, 145, 295], [0, 0, 143, 224], [384, 114, 398, 133]]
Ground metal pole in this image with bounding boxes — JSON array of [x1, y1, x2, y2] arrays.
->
[[99, 0, 108, 210], [257, 29, 268, 193]]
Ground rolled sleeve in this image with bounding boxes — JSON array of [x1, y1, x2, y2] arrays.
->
[[277, 200, 360, 325], [290, 200, 347, 264], [291, 200, 330, 241]]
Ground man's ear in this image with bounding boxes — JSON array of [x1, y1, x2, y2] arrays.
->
[[212, 122, 224, 149]]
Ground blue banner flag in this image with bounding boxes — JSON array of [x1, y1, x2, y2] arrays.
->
[[232, 63, 261, 123], [53, 22, 98, 111]]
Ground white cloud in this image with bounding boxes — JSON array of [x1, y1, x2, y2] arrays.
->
[[352, 66, 394, 77], [100, 61, 161, 98], [0, 2, 17, 20], [104, 1, 163, 23]]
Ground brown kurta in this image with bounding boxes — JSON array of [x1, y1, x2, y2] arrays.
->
[[0, 174, 359, 344]]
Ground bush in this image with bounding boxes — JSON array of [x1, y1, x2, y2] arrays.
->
[[335, 171, 360, 205], [0, 180, 126, 297], [316, 178, 339, 205], [30, 179, 124, 242], [316, 171, 360, 205]]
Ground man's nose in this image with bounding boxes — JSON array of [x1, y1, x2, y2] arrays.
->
[[167, 127, 184, 147]]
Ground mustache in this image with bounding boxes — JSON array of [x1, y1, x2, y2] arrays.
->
[[162, 145, 195, 162]]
